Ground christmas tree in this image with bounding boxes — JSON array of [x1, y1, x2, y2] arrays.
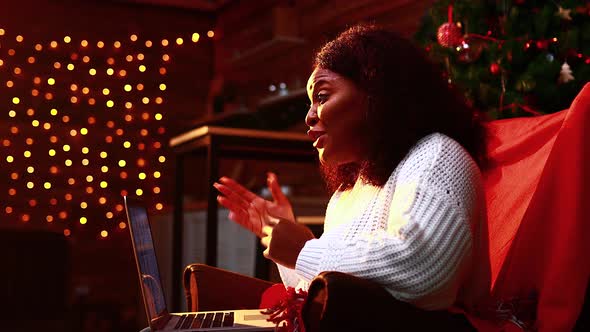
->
[[414, 0, 590, 119]]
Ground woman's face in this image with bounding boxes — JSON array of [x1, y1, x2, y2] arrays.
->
[[305, 67, 368, 166]]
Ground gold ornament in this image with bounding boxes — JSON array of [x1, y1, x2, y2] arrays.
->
[[556, 6, 573, 20]]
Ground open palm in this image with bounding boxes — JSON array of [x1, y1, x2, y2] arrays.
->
[[214, 172, 295, 237]]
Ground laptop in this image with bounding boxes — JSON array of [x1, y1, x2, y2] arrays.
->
[[125, 196, 276, 331]]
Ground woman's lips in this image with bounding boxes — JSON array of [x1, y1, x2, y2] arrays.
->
[[307, 130, 326, 148]]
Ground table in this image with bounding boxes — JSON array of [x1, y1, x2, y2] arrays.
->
[[169, 126, 316, 310]]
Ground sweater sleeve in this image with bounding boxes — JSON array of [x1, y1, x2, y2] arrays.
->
[[295, 134, 482, 310], [276, 263, 302, 289]]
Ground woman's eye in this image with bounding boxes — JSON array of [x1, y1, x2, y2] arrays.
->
[[317, 93, 328, 104]]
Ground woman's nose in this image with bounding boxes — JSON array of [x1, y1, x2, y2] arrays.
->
[[305, 108, 319, 126]]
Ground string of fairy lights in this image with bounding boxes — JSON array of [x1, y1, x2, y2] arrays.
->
[[0, 27, 215, 239]]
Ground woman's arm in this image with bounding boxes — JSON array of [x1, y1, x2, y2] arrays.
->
[[295, 134, 483, 310]]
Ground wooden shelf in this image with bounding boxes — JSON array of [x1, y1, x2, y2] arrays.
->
[[257, 88, 307, 109], [229, 36, 306, 69]]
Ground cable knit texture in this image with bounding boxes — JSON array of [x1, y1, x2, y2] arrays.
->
[[278, 133, 484, 310]]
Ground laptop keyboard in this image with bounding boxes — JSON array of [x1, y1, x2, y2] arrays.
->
[[174, 312, 235, 329]]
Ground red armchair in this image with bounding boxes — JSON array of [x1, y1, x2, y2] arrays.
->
[[184, 83, 590, 331]]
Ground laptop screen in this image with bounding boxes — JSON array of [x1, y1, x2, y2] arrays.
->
[[125, 197, 168, 322]]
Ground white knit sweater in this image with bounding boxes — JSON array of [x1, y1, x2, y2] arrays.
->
[[277, 132, 485, 310]]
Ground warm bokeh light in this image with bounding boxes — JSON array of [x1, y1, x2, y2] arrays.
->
[[176, 37, 183, 45], [207, 30, 214, 38], [2, 29, 168, 238], [192, 33, 200, 42]]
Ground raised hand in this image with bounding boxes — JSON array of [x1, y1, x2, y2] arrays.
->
[[214, 172, 295, 238]]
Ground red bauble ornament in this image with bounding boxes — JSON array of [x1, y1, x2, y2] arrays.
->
[[457, 37, 484, 63], [437, 22, 463, 48], [490, 63, 501, 75], [536, 40, 549, 49]]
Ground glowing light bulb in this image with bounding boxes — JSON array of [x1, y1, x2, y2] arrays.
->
[[124, 84, 132, 92], [138, 172, 146, 180], [48, 149, 56, 156], [176, 38, 183, 45], [80, 128, 88, 135], [119, 222, 127, 229], [136, 189, 144, 196], [155, 113, 163, 120], [100, 151, 107, 158], [161, 39, 169, 46], [139, 65, 146, 72], [100, 181, 108, 188], [80, 217, 87, 225], [64, 36, 71, 43], [130, 34, 138, 42], [100, 230, 108, 238], [101, 166, 109, 173], [192, 33, 200, 42], [207, 30, 214, 38], [118, 160, 126, 167], [106, 100, 114, 108], [63, 144, 70, 152], [153, 171, 161, 178]]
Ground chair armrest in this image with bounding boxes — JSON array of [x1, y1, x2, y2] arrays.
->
[[301, 271, 476, 332], [301, 271, 396, 332], [183, 264, 274, 311]]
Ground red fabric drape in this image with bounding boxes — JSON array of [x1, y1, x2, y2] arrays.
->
[[470, 83, 590, 331]]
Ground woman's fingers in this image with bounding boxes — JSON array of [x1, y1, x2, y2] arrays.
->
[[214, 182, 250, 210], [267, 172, 289, 205], [219, 177, 258, 202], [260, 235, 270, 248], [217, 196, 254, 232]]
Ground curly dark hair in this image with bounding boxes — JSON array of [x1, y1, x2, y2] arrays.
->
[[315, 24, 488, 192]]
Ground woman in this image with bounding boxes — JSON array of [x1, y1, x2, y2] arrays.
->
[[214, 24, 488, 328]]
